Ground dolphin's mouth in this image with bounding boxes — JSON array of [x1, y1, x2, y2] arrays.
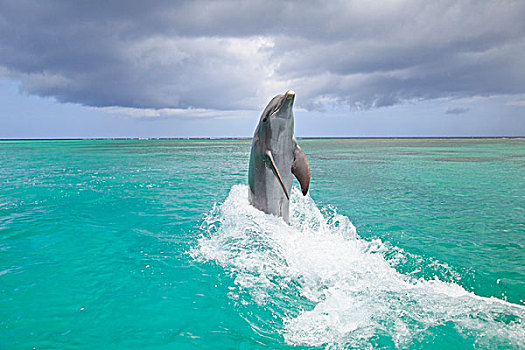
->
[[273, 90, 295, 116]]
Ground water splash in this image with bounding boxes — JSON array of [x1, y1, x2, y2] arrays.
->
[[192, 185, 524, 349]]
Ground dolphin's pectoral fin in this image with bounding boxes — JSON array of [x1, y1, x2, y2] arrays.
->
[[265, 150, 290, 200], [292, 145, 310, 196]]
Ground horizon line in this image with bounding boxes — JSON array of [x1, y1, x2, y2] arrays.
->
[[1, 136, 524, 141]]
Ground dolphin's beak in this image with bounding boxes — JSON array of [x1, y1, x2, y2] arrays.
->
[[274, 90, 295, 118], [271, 90, 295, 118], [279, 90, 295, 113]]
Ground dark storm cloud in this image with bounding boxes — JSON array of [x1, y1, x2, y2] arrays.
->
[[1, 0, 524, 111]]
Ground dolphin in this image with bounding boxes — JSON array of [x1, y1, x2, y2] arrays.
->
[[248, 90, 310, 222]]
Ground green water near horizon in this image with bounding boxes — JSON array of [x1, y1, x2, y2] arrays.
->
[[1, 138, 524, 349]]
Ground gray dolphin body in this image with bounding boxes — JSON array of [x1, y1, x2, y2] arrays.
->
[[248, 90, 310, 222]]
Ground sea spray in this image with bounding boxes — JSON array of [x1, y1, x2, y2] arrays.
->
[[192, 184, 524, 349]]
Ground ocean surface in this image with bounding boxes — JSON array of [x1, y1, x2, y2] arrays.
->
[[1, 138, 524, 349]]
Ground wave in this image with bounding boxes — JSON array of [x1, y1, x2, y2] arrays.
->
[[191, 184, 524, 349]]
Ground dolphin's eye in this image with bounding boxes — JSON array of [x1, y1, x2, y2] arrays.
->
[[263, 111, 273, 122]]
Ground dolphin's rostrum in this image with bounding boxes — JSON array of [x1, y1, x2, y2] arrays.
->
[[248, 90, 310, 222]]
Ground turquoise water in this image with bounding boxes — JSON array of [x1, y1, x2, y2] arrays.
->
[[1, 139, 524, 349]]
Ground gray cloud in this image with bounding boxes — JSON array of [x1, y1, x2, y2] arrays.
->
[[445, 107, 470, 115], [1, 0, 524, 111]]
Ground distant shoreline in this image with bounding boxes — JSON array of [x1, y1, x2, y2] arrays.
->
[[0, 136, 524, 141]]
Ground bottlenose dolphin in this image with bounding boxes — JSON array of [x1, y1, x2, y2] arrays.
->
[[248, 90, 310, 222]]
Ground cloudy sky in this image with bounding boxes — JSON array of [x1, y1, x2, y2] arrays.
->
[[1, 0, 524, 138]]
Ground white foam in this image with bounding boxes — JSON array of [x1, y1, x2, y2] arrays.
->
[[192, 185, 525, 348]]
